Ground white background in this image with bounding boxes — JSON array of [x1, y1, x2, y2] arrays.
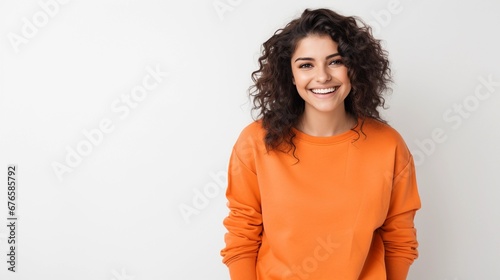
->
[[0, 0, 499, 279]]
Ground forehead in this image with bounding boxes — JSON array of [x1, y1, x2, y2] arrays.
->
[[292, 34, 339, 57]]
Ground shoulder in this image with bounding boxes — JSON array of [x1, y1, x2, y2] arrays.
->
[[233, 120, 266, 153], [360, 117, 409, 147], [358, 117, 413, 166], [238, 119, 266, 139]]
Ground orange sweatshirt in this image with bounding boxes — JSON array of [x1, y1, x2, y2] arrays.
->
[[221, 118, 421, 280]]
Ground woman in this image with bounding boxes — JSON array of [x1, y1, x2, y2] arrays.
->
[[221, 8, 420, 280]]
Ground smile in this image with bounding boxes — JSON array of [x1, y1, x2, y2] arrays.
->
[[310, 87, 339, 95]]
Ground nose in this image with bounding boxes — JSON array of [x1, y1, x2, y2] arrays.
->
[[315, 65, 331, 83]]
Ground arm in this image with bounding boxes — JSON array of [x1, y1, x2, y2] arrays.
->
[[381, 210, 418, 280], [380, 157, 421, 280], [220, 144, 263, 280]]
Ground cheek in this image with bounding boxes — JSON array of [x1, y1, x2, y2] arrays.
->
[[292, 73, 310, 88], [341, 68, 351, 84]]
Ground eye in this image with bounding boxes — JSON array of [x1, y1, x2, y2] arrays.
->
[[329, 59, 343, 66], [299, 63, 313, 69]]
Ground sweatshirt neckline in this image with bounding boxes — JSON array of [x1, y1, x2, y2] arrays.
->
[[291, 119, 361, 145]]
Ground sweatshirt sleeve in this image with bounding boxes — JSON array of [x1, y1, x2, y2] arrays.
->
[[379, 154, 421, 280], [220, 135, 263, 279]]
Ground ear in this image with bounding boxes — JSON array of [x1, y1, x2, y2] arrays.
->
[[292, 77, 295, 85]]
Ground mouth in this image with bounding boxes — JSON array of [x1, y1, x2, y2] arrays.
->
[[310, 86, 339, 95]]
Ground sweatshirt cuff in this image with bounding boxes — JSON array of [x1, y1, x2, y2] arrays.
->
[[385, 258, 411, 280], [227, 257, 257, 280]]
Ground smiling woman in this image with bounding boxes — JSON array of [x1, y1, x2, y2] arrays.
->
[[220, 8, 420, 280], [291, 35, 354, 136]]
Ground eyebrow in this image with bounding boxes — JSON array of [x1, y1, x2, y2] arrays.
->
[[294, 53, 340, 63]]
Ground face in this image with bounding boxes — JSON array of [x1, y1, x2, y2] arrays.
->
[[291, 34, 351, 117]]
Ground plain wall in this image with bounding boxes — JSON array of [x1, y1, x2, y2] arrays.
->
[[0, 0, 499, 279]]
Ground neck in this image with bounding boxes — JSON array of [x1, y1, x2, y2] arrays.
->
[[297, 107, 356, 137]]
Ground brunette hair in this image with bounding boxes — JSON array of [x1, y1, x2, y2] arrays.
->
[[250, 8, 391, 155]]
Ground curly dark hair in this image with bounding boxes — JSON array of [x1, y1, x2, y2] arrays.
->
[[250, 8, 391, 155]]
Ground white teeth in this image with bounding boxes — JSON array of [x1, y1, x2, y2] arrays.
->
[[311, 87, 337, 94]]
